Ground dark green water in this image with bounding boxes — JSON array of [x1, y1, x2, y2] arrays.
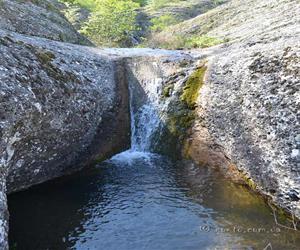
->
[[8, 151, 300, 250]]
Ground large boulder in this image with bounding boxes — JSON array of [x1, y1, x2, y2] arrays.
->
[[0, 0, 92, 45], [184, 0, 300, 219], [0, 29, 131, 249], [0, 30, 131, 192]]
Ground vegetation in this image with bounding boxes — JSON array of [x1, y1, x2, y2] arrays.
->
[[61, 0, 145, 10], [60, 0, 144, 46], [150, 14, 179, 32], [181, 66, 207, 109], [60, 0, 96, 10], [80, 0, 139, 46], [59, 0, 228, 48], [62, 4, 81, 25], [184, 35, 224, 48], [148, 0, 181, 10], [144, 34, 226, 50], [155, 65, 207, 157]]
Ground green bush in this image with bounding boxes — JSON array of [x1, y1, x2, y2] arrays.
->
[[150, 15, 179, 32], [133, 0, 148, 6], [62, 3, 81, 25], [184, 35, 223, 48], [145, 34, 228, 50], [148, 0, 180, 10], [80, 0, 139, 46], [60, 0, 97, 10]]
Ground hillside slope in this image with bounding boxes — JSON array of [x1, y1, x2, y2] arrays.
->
[[148, 0, 299, 48]]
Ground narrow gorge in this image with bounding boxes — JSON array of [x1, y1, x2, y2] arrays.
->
[[0, 0, 299, 249], [7, 44, 300, 249]]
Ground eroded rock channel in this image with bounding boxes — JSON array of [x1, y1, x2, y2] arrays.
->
[[0, 26, 299, 249]]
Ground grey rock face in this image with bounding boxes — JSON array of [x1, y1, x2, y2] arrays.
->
[[0, 30, 131, 192], [202, 43, 300, 216], [187, 0, 300, 219], [0, 30, 131, 249], [0, 31, 195, 248], [0, 0, 92, 45]]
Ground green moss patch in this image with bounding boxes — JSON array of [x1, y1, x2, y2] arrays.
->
[[181, 66, 207, 109], [162, 84, 174, 98], [154, 65, 207, 157], [35, 50, 56, 65]]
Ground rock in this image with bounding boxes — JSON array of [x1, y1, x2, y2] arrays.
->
[[0, 29, 131, 249], [295, 134, 300, 144], [0, 30, 132, 194], [0, 0, 299, 247], [0, 29, 195, 248], [288, 190, 300, 202], [291, 149, 300, 159], [0, 0, 92, 45], [183, 0, 300, 220]]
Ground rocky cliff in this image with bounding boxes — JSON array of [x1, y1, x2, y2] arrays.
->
[[180, 0, 300, 220]]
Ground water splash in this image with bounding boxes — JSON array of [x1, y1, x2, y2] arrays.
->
[[110, 150, 157, 166]]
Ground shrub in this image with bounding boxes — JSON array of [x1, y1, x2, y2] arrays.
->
[[148, 0, 180, 10], [80, 0, 139, 46], [60, 0, 97, 10], [133, 0, 148, 6], [150, 14, 179, 32], [184, 35, 224, 48]]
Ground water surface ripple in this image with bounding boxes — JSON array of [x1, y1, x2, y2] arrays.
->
[[9, 151, 300, 249]]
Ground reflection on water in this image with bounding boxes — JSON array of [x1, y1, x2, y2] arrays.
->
[[8, 152, 300, 250]]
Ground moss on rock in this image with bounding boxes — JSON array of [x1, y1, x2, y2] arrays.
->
[[154, 65, 207, 158], [162, 84, 174, 98], [180, 66, 206, 109], [35, 50, 56, 65]]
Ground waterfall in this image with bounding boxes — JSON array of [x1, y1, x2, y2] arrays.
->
[[110, 96, 161, 162], [128, 76, 163, 152], [111, 73, 163, 162], [130, 103, 160, 152]]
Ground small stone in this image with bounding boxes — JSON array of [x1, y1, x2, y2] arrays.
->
[[288, 190, 300, 201], [295, 134, 300, 143], [291, 149, 300, 158]]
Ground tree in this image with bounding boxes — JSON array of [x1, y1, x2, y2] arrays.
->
[[81, 0, 139, 46]]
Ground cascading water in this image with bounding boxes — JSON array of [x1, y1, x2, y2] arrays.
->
[[129, 93, 161, 152], [115, 71, 163, 157], [110, 71, 164, 163]]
